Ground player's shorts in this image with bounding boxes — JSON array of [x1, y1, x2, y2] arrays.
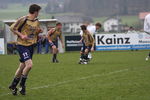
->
[[17, 45, 34, 63], [81, 45, 92, 53], [49, 41, 58, 48]]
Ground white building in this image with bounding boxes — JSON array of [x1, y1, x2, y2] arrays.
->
[[55, 15, 93, 33], [104, 18, 123, 32]]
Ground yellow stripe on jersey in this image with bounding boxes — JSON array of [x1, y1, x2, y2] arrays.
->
[[82, 31, 94, 46]]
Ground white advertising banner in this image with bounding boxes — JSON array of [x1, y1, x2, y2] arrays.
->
[[95, 33, 150, 51], [0, 38, 5, 54]]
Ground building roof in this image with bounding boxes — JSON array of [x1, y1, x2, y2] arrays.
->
[[104, 16, 121, 22], [139, 12, 150, 20], [55, 15, 93, 23], [3, 19, 57, 25]]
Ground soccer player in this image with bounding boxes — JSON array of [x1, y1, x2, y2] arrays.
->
[[79, 25, 95, 64], [80, 22, 101, 60], [47, 22, 64, 63], [9, 4, 42, 95], [144, 13, 150, 61]]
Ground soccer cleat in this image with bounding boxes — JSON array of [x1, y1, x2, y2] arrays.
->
[[78, 59, 84, 64], [19, 86, 26, 95], [55, 59, 59, 63], [146, 56, 149, 61], [78, 61, 83, 64], [83, 59, 88, 64], [9, 86, 18, 96], [79, 59, 88, 64], [82, 61, 87, 64], [52, 59, 59, 63]]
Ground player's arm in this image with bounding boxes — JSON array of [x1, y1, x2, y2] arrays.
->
[[36, 22, 43, 34], [89, 30, 95, 48], [10, 17, 28, 40], [59, 33, 64, 48], [80, 30, 83, 36], [79, 36, 84, 43], [47, 29, 55, 43], [47, 28, 56, 48], [91, 36, 95, 51]]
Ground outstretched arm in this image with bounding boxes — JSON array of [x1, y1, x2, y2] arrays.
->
[[91, 36, 95, 51], [10, 17, 28, 40], [59, 33, 64, 48]]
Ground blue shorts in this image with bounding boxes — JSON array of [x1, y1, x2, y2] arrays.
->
[[49, 41, 58, 48], [81, 45, 92, 53], [17, 45, 34, 63]]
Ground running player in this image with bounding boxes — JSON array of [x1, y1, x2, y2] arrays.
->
[[9, 4, 42, 95], [79, 25, 95, 64], [47, 22, 64, 63]]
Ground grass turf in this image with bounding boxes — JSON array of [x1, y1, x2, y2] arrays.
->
[[0, 51, 150, 100]]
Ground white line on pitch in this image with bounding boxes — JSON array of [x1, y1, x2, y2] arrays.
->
[[30, 69, 129, 90], [0, 68, 128, 97]]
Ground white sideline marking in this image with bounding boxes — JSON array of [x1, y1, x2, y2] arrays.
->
[[0, 93, 11, 97], [30, 68, 129, 90], [0, 68, 128, 97], [0, 85, 7, 90]]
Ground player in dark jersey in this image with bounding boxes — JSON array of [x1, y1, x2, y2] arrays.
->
[[47, 22, 64, 63], [9, 4, 42, 95]]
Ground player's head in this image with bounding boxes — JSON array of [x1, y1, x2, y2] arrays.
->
[[29, 4, 41, 18], [56, 22, 62, 29], [80, 25, 87, 32], [129, 26, 134, 30], [95, 22, 102, 30]]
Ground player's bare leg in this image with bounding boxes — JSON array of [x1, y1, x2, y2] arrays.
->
[[79, 49, 89, 64], [84, 49, 89, 64], [79, 52, 84, 64], [19, 59, 33, 95], [15, 63, 26, 77], [52, 46, 59, 63]]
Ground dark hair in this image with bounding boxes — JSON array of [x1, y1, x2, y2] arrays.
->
[[80, 25, 87, 30], [56, 22, 62, 26], [129, 26, 134, 29], [95, 22, 102, 27], [29, 4, 41, 14]]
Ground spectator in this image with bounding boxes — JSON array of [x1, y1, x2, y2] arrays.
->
[[127, 26, 136, 34], [37, 35, 43, 54]]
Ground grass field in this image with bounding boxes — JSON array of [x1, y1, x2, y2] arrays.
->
[[0, 51, 150, 100]]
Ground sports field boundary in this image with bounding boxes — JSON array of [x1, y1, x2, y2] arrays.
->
[[0, 68, 129, 97]]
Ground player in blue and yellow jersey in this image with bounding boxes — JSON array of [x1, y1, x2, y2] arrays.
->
[[79, 25, 95, 64], [9, 4, 42, 95], [48, 22, 64, 63]]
